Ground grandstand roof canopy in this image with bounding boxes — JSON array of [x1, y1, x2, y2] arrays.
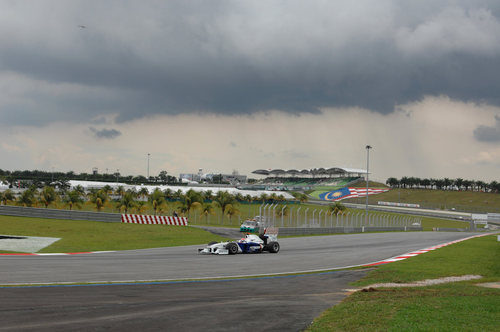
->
[[252, 167, 367, 176]]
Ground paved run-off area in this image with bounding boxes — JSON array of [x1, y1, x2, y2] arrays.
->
[[0, 270, 367, 331], [0, 235, 60, 253]]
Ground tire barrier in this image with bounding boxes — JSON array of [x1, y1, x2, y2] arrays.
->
[[121, 214, 188, 226]]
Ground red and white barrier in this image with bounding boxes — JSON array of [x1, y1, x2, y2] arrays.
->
[[363, 233, 490, 267], [121, 214, 188, 226]]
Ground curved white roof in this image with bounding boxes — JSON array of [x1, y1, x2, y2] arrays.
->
[[68, 180, 294, 199], [252, 167, 367, 176]]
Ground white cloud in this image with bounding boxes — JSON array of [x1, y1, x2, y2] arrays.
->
[[395, 7, 500, 58]]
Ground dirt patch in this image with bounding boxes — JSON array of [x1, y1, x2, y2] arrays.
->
[[476, 282, 500, 289], [345, 275, 483, 292]]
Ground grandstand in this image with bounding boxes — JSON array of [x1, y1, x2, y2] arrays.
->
[[243, 167, 367, 192]]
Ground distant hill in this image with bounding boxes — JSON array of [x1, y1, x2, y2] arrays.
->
[[345, 188, 500, 213]]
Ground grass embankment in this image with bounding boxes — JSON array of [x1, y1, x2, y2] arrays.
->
[[0, 215, 228, 253], [307, 234, 500, 331], [347, 188, 500, 213]]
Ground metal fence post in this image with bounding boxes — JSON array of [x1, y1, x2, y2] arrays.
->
[[296, 207, 301, 227], [281, 205, 286, 227], [272, 204, 277, 226]]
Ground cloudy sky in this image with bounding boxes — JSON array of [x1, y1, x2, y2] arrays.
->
[[1, 0, 499, 182]]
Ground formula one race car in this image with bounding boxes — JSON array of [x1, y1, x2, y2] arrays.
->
[[198, 229, 280, 255]]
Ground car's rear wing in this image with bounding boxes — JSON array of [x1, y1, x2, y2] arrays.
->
[[264, 227, 279, 242]]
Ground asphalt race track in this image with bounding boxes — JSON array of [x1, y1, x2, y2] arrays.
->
[[0, 232, 479, 331], [0, 231, 477, 284], [1, 270, 367, 331]]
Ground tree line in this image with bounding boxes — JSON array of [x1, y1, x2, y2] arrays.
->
[[0, 185, 355, 225], [0, 169, 180, 188], [0, 185, 293, 221], [386, 176, 500, 193]]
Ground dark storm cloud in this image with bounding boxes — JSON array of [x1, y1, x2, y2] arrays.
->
[[89, 127, 122, 139], [474, 115, 500, 142], [1, 1, 500, 125]]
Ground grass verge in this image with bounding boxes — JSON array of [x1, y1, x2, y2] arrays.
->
[[0, 215, 229, 252], [307, 234, 500, 331]]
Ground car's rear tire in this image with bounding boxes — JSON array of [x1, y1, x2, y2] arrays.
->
[[267, 241, 280, 253], [226, 242, 239, 255]]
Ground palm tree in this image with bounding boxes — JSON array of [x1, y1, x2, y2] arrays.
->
[[276, 205, 289, 218], [39, 186, 58, 208], [149, 188, 165, 215], [178, 203, 189, 217], [163, 188, 174, 201], [17, 188, 36, 207], [181, 189, 203, 217], [57, 179, 71, 195], [203, 190, 214, 202], [489, 181, 499, 193], [269, 193, 279, 203], [102, 185, 113, 195], [386, 177, 399, 188], [258, 193, 268, 203], [0, 189, 15, 205], [244, 194, 253, 203], [89, 189, 109, 211], [200, 203, 215, 224], [462, 180, 473, 191], [298, 193, 308, 203], [213, 191, 236, 223], [117, 191, 136, 213], [115, 185, 125, 198], [224, 204, 240, 224], [328, 202, 346, 216], [74, 185, 86, 196], [64, 190, 84, 210], [173, 189, 183, 200], [138, 187, 149, 200], [234, 193, 244, 202], [135, 201, 148, 214]]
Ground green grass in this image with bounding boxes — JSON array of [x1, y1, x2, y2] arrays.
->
[[307, 235, 500, 331], [0, 215, 229, 253], [346, 188, 500, 213]]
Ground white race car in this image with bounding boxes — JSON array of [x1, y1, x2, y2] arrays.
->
[[198, 232, 280, 255]]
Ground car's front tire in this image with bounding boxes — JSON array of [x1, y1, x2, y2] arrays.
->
[[267, 241, 280, 253]]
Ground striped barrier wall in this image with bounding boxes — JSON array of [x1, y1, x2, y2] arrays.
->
[[121, 214, 188, 226]]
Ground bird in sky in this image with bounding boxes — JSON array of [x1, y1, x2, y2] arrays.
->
[[78, 25, 86, 29]]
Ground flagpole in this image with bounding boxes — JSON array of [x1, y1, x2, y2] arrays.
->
[[365, 145, 372, 225]]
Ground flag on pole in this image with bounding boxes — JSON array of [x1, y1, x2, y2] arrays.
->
[[319, 187, 389, 201]]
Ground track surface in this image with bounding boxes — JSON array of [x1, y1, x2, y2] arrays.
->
[[0, 232, 479, 331], [0, 232, 477, 285], [1, 270, 366, 331]]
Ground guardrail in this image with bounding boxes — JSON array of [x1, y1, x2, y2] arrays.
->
[[278, 226, 423, 236], [0, 205, 120, 223]]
